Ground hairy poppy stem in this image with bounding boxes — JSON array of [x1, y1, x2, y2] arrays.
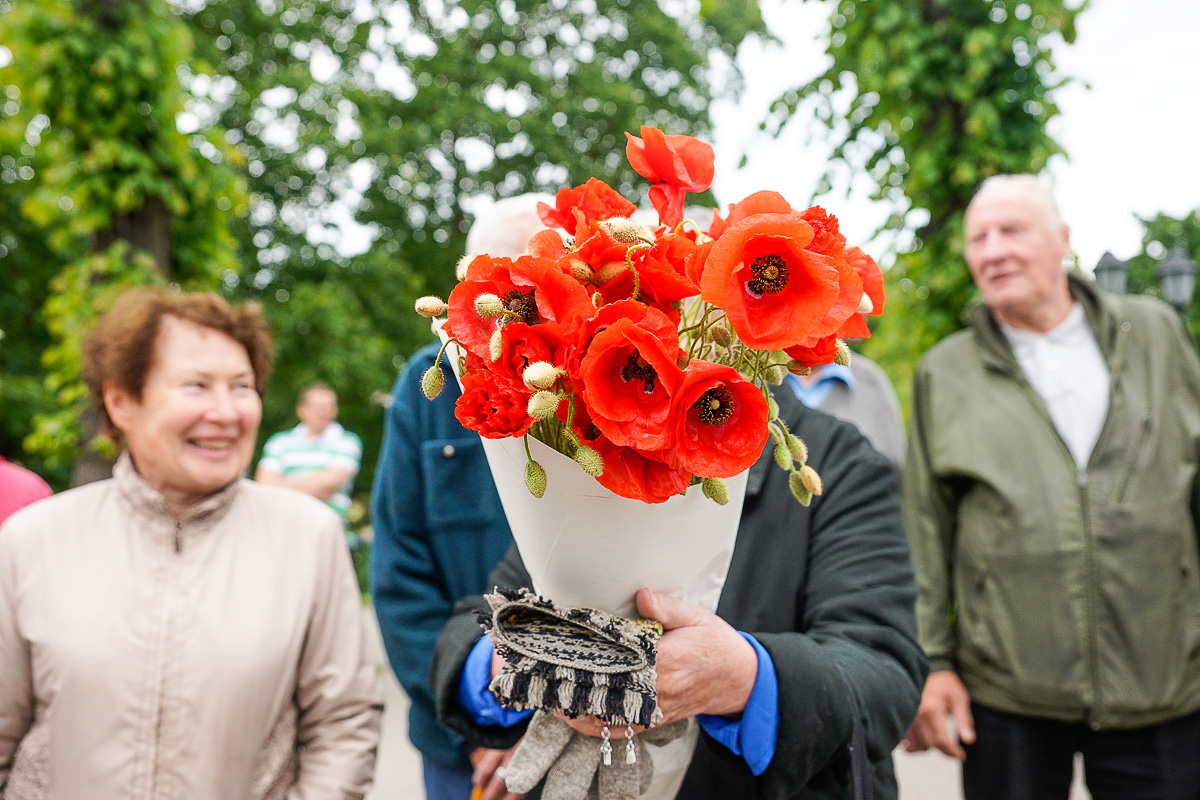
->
[[624, 242, 651, 301]]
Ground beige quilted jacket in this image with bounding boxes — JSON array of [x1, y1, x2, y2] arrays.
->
[[0, 454, 382, 799]]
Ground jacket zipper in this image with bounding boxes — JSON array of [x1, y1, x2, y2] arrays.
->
[[151, 521, 183, 796], [1076, 467, 1101, 729]]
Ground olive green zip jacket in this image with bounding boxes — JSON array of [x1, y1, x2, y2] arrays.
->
[[904, 271, 1200, 729]]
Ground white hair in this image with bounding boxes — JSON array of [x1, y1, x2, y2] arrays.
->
[[967, 174, 1065, 232], [464, 193, 555, 259]]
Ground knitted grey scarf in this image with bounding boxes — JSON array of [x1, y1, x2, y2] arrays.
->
[[478, 587, 665, 728]]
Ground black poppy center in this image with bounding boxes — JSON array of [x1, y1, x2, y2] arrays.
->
[[502, 289, 541, 324], [747, 253, 790, 296], [693, 386, 734, 425], [621, 351, 658, 393]]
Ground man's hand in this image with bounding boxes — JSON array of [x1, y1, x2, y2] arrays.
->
[[903, 670, 975, 761], [561, 588, 758, 737], [470, 745, 523, 800]]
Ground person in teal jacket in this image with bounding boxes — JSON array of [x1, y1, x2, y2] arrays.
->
[[903, 175, 1200, 799], [371, 194, 550, 800]]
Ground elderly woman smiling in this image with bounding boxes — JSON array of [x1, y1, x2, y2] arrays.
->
[[0, 288, 382, 798]]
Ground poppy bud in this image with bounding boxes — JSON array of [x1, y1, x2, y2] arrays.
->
[[702, 477, 729, 505], [566, 258, 593, 282], [789, 470, 813, 506], [421, 365, 445, 400], [574, 444, 604, 477], [455, 253, 472, 281], [676, 354, 691, 369], [489, 329, 504, 362], [786, 360, 811, 376], [709, 324, 733, 347], [475, 293, 505, 318], [774, 441, 793, 470], [415, 296, 447, 318], [602, 217, 650, 244], [799, 464, 823, 496], [788, 434, 808, 464], [764, 364, 788, 385], [527, 391, 561, 420], [766, 394, 779, 422], [834, 340, 852, 367], [523, 361, 561, 390], [857, 293, 874, 314], [525, 460, 547, 498], [596, 260, 628, 283]]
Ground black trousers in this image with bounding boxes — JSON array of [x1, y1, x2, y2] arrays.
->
[[961, 703, 1200, 800]]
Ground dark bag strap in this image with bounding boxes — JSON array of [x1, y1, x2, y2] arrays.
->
[[836, 664, 873, 800]]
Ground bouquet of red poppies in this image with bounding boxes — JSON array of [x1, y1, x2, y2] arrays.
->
[[417, 126, 883, 507]]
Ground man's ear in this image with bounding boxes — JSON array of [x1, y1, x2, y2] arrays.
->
[[103, 383, 135, 434]]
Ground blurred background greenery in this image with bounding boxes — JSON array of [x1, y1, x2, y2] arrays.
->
[[1, 0, 1196, 544]]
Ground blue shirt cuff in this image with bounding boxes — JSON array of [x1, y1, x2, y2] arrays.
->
[[458, 636, 534, 727], [696, 632, 779, 776]]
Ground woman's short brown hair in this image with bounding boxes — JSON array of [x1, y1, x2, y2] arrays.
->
[[82, 287, 274, 440]]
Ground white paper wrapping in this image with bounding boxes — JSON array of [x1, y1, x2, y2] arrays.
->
[[477, 432, 746, 617]]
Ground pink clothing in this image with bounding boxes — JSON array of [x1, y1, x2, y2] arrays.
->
[[0, 458, 52, 528]]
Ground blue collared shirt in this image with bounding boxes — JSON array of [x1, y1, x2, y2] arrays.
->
[[785, 362, 855, 409], [458, 633, 779, 776]]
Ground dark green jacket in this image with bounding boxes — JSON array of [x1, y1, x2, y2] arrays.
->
[[432, 392, 928, 799], [905, 272, 1200, 728]]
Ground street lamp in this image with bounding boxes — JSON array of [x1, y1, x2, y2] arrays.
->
[[1093, 251, 1128, 295], [1157, 245, 1197, 313]]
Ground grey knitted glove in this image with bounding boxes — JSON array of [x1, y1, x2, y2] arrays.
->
[[503, 711, 688, 800]]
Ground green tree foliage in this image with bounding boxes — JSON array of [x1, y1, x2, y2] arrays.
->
[[1125, 211, 1200, 340], [177, 0, 754, 487], [0, 0, 244, 483], [1, 0, 757, 492], [768, 0, 1084, 399]]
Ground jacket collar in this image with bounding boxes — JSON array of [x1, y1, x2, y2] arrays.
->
[[113, 451, 241, 531], [968, 270, 1123, 375]]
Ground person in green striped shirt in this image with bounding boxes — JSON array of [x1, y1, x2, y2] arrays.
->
[[255, 382, 362, 525]]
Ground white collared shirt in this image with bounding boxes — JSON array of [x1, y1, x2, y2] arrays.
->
[[1001, 303, 1110, 467]]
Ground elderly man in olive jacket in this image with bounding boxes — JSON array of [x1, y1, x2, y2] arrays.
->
[[903, 175, 1200, 799], [431, 387, 928, 799]]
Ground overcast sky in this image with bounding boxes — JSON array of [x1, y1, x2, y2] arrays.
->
[[709, 0, 1200, 274]]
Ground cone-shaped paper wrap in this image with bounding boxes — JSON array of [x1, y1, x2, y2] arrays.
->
[[480, 433, 746, 617]]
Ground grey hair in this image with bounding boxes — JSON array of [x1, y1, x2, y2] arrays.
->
[[464, 193, 555, 260], [967, 174, 1065, 232]]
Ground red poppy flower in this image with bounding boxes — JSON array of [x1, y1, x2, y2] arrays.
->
[[698, 213, 842, 350], [455, 368, 535, 439], [785, 335, 839, 369], [625, 127, 715, 229], [799, 206, 846, 262], [596, 231, 699, 309], [492, 322, 569, 386], [709, 191, 795, 238], [578, 319, 684, 450], [668, 360, 769, 478], [835, 247, 885, 339], [567, 401, 691, 503], [567, 300, 681, 380], [446, 254, 592, 360], [789, 206, 862, 340], [537, 178, 637, 236], [526, 229, 569, 260]]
